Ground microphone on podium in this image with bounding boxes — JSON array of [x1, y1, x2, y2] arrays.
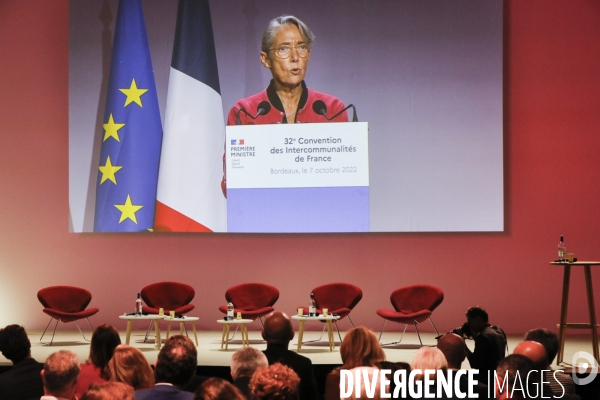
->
[[235, 101, 272, 125], [312, 100, 358, 122]]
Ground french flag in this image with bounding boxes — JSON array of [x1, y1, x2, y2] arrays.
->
[[154, 0, 226, 232]]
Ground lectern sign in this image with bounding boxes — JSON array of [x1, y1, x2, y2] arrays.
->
[[226, 122, 370, 233]]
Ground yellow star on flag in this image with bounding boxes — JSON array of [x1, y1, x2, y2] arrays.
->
[[103, 114, 125, 142], [98, 156, 123, 184], [119, 78, 148, 107], [114, 195, 143, 224]]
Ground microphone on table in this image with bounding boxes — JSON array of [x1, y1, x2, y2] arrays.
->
[[312, 100, 358, 122], [235, 101, 272, 125]]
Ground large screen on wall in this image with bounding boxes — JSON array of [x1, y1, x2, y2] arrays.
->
[[69, 0, 503, 233]]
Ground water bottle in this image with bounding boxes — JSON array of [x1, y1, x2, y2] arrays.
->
[[227, 302, 234, 321], [309, 292, 316, 317], [135, 293, 142, 316], [558, 235, 566, 260]]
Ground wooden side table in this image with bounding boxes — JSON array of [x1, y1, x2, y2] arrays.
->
[[118, 314, 164, 350], [291, 315, 340, 352], [165, 316, 199, 346], [217, 319, 252, 350], [551, 261, 600, 363]]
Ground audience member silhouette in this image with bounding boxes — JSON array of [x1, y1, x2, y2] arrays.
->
[[249, 363, 300, 400], [261, 311, 318, 400], [194, 377, 245, 400], [134, 335, 197, 399], [41, 350, 80, 400], [75, 324, 121, 398], [230, 347, 268, 399], [109, 345, 155, 390], [324, 326, 385, 400], [437, 333, 489, 399], [0, 324, 44, 400], [494, 354, 535, 400], [524, 327, 576, 395], [81, 381, 134, 400], [451, 306, 506, 375]]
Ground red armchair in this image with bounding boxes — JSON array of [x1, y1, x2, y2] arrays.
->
[[37, 286, 99, 345], [299, 282, 363, 341], [140, 282, 195, 342], [376, 284, 444, 345], [218, 283, 279, 324], [141, 281, 195, 315]]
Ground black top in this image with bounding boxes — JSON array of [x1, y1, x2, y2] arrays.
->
[[263, 345, 318, 400], [0, 358, 44, 400]]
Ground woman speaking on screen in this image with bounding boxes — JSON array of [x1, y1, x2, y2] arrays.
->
[[227, 15, 348, 125]]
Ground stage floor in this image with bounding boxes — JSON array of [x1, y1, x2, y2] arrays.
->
[[1, 328, 596, 370]]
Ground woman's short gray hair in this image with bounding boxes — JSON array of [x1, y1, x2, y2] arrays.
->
[[261, 15, 315, 53]]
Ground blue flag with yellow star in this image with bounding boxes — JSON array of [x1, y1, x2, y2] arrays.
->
[[94, 0, 163, 232]]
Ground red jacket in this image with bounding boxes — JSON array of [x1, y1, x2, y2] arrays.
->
[[227, 80, 348, 125]]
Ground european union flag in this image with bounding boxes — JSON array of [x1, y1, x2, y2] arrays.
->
[[94, 0, 163, 232]]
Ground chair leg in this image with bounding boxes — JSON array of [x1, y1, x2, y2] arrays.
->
[[302, 324, 326, 344], [143, 321, 153, 342], [428, 317, 440, 336], [378, 320, 387, 342], [347, 315, 356, 328], [380, 323, 409, 347], [75, 321, 91, 341], [44, 319, 60, 345], [414, 322, 423, 345], [40, 318, 54, 342], [334, 320, 343, 343]]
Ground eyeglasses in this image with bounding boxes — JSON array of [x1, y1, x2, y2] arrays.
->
[[269, 44, 310, 59]]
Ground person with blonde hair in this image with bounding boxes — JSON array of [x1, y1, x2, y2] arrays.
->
[[81, 381, 134, 400], [410, 346, 448, 381], [324, 326, 385, 400], [249, 363, 300, 400], [108, 345, 154, 390]]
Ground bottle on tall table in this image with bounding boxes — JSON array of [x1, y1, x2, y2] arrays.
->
[[135, 293, 142, 316], [558, 235, 566, 262], [309, 292, 317, 317], [227, 302, 234, 321]]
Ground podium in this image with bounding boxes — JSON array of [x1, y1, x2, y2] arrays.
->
[[226, 122, 369, 233]]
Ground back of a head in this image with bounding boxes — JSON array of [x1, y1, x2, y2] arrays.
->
[[81, 382, 134, 400], [250, 363, 300, 400], [411, 346, 448, 380], [346, 367, 387, 400], [43, 350, 80, 395], [194, 377, 246, 400], [513, 341, 549, 370], [466, 306, 489, 323], [230, 346, 268, 380], [155, 335, 198, 387], [0, 324, 31, 363], [340, 326, 386, 369], [108, 345, 154, 390], [437, 333, 466, 369], [88, 324, 121, 379], [496, 354, 535, 400], [262, 311, 294, 346], [524, 328, 558, 364]]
